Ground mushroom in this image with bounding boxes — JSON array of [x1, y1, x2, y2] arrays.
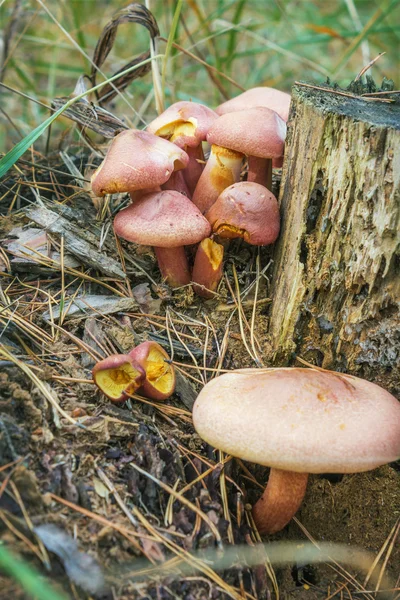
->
[[206, 107, 286, 190], [91, 129, 189, 197], [215, 87, 291, 169], [215, 86, 291, 122], [92, 354, 145, 403], [114, 190, 211, 287], [147, 101, 218, 196], [129, 341, 175, 401], [193, 367, 400, 535], [192, 237, 224, 299], [205, 182, 280, 246]]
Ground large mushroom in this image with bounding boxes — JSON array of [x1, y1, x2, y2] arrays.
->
[[114, 190, 211, 287], [193, 367, 400, 535], [206, 107, 286, 190], [147, 101, 218, 196], [91, 129, 188, 197], [205, 182, 280, 246]]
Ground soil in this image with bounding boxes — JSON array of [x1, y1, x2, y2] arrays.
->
[[0, 158, 399, 600]]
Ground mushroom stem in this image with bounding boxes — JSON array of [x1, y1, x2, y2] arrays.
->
[[184, 144, 206, 196], [252, 469, 308, 535], [192, 237, 224, 298], [192, 144, 243, 214], [154, 246, 191, 288], [162, 170, 191, 198], [247, 156, 272, 191]]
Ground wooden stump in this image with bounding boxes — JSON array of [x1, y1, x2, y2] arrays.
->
[[269, 84, 400, 379]]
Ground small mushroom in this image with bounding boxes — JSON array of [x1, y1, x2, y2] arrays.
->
[[147, 101, 218, 195], [193, 367, 400, 534], [215, 87, 291, 169], [205, 182, 280, 246], [129, 341, 175, 401], [114, 190, 211, 287], [91, 129, 188, 197], [206, 107, 286, 190], [92, 354, 145, 403], [192, 237, 224, 299]]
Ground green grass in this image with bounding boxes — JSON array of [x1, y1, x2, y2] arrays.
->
[[0, 0, 399, 154], [0, 544, 68, 600]]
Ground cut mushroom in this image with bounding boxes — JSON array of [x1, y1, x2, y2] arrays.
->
[[129, 341, 175, 401]]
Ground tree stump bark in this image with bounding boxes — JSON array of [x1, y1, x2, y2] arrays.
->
[[268, 84, 400, 381]]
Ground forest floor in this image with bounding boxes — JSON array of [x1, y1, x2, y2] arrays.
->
[[0, 154, 399, 600]]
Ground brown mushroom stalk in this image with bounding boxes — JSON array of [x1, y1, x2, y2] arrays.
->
[[192, 144, 243, 214], [192, 237, 224, 298], [92, 354, 145, 403], [252, 469, 308, 534], [247, 156, 273, 190], [154, 246, 191, 287], [185, 144, 206, 196], [129, 341, 175, 401], [161, 170, 191, 198]]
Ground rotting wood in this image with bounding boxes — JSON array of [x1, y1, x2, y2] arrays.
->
[[26, 205, 126, 279], [269, 84, 400, 376]]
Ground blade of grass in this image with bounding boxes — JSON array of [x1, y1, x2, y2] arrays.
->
[[69, 0, 88, 59], [0, 53, 163, 178], [225, 0, 246, 70], [161, 0, 183, 100], [332, 0, 398, 78], [0, 545, 68, 600]]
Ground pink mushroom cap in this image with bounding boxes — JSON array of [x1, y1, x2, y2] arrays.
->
[[207, 107, 286, 160], [193, 368, 400, 473], [205, 182, 280, 246], [114, 190, 211, 247], [91, 129, 189, 196], [216, 87, 291, 122], [147, 101, 218, 149]]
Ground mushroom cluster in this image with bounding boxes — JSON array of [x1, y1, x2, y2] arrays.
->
[[91, 87, 290, 295], [92, 341, 175, 403]]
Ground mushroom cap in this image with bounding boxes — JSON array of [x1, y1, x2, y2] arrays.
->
[[114, 190, 211, 247], [92, 354, 145, 402], [207, 107, 286, 159], [216, 87, 291, 122], [147, 101, 218, 148], [91, 129, 189, 196], [129, 341, 176, 401], [193, 368, 400, 473], [205, 182, 280, 245]]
